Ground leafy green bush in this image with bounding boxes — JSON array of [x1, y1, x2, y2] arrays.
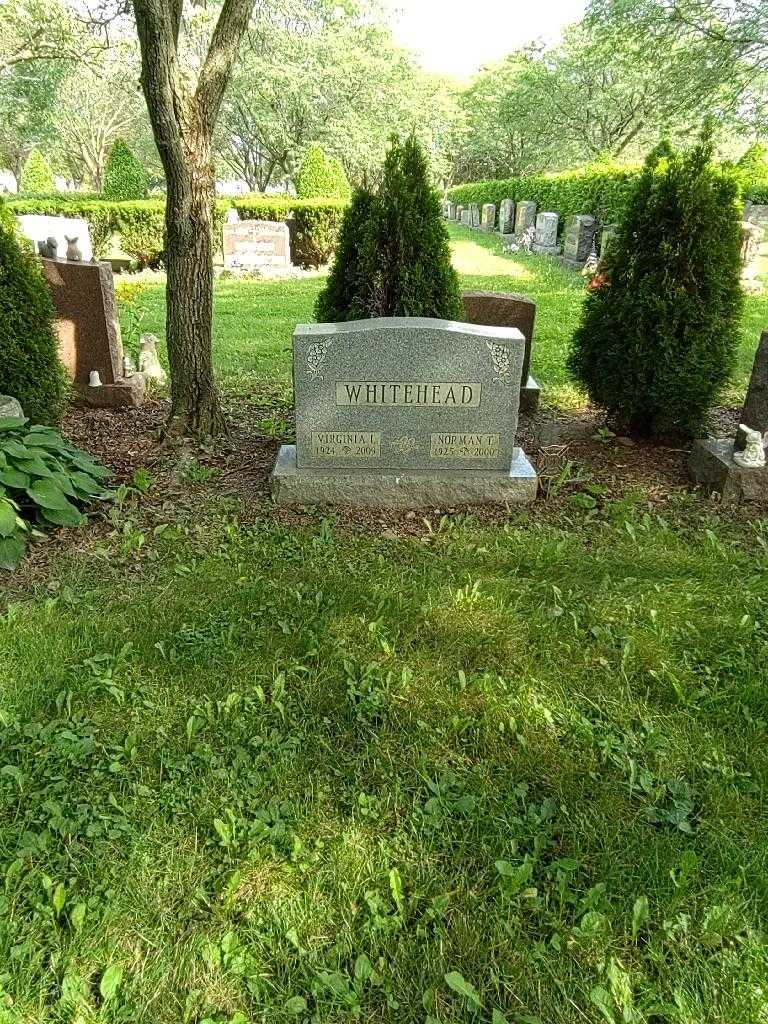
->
[[568, 137, 743, 437], [0, 217, 66, 425], [315, 189, 376, 321], [295, 144, 351, 200], [449, 162, 768, 229], [103, 139, 149, 201], [0, 417, 112, 570], [19, 149, 55, 195]]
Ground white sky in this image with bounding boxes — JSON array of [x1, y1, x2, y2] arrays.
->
[[386, 0, 587, 79]]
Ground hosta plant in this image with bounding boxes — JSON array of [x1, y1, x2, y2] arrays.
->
[[0, 416, 113, 570]]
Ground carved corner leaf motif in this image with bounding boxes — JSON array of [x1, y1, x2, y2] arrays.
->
[[486, 341, 513, 384], [307, 338, 333, 380], [391, 435, 418, 457]]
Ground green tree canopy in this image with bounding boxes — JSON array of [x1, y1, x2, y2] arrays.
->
[[295, 143, 351, 199]]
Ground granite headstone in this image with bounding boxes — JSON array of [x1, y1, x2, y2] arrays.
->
[[223, 219, 291, 271], [532, 212, 560, 256], [562, 215, 596, 268], [499, 198, 515, 236], [461, 291, 540, 413], [270, 317, 537, 507], [514, 201, 537, 237], [481, 203, 497, 232]]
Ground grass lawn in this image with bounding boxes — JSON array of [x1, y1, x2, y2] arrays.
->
[[1, 228, 767, 1024], [124, 223, 768, 408]]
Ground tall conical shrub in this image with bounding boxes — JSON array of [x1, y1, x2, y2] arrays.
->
[[296, 144, 351, 200], [103, 139, 149, 200], [0, 210, 66, 423], [568, 134, 743, 437], [362, 135, 462, 320], [314, 189, 376, 322], [20, 149, 55, 194]]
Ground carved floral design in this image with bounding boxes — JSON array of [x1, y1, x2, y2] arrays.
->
[[307, 338, 333, 380], [486, 341, 513, 384], [391, 435, 418, 457]]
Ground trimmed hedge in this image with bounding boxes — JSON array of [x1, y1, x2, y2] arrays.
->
[[448, 165, 768, 231], [8, 195, 348, 269]]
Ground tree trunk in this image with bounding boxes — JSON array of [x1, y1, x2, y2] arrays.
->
[[165, 123, 225, 434]]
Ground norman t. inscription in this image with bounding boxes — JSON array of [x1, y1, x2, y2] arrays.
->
[[430, 433, 501, 459], [336, 381, 481, 407]]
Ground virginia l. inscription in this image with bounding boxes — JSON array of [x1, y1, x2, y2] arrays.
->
[[337, 382, 481, 407], [312, 431, 382, 458]]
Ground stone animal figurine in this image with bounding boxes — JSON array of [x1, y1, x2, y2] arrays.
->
[[520, 225, 536, 254], [138, 333, 167, 384], [38, 236, 58, 259], [733, 424, 767, 469], [123, 352, 137, 378], [65, 235, 82, 261]]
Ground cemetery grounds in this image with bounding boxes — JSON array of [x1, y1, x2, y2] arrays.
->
[[1, 225, 767, 1023]]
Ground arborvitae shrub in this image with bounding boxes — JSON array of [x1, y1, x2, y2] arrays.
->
[[0, 213, 66, 423], [359, 135, 462, 319], [103, 140, 149, 200], [568, 135, 743, 437], [296, 144, 351, 200], [315, 189, 376, 321], [20, 149, 55, 194]]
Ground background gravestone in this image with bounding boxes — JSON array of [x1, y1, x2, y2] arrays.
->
[[499, 199, 515, 237], [514, 201, 537, 237], [271, 317, 537, 507], [532, 212, 560, 256], [17, 215, 93, 262], [561, 215, 596, 268], [462, 290, 540, 413], [41, 258, 145, 407], [688, 331, 768, 501], [481, 204, 496, 232], [469, 204, 481, 230], [223, 219, 291, 271], [460, 208, 471, 227]]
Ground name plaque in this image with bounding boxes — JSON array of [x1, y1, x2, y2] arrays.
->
[[430, 433, 501, 459], [336, 382, 481, 408]]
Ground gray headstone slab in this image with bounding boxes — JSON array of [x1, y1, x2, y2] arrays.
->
[[223, 219, 291, 270], [514, 201, 536, 235], [563, 215, 596, 263], [481, 203, 497, 232], [499, 199, 515, 235], [292, 317, 525, 472]]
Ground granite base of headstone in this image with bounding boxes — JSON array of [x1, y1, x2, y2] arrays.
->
[[498, 198, 515, 238], [560, 215, 597, 269], [514, 200, 536, 238], [532, 212, 561, 256], [223, 219, 291, 272], [462, 291, 541, 413], [270, 317, 538, 508], [481, 203, 497, 232], [688, 331, 768, 502], [41, 257, 145, 408]]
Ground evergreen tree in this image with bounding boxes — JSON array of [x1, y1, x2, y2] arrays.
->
[[296, 144, 351, 200], [103, 139, 149, 200], [568, 134, 742, 437], [737, 143, 768, 193], [359, 135, 462, 320], [0, 209, 66, 423], [20, 149, 55, 194], [315, 189, 376, 322]]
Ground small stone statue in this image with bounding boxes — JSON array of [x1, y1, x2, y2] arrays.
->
[[225, 207, 240, 224], [138, 333, 167, 384], [89, 370, 103, 388], [123, 352, 136, 378], [65, 235, 82, 261], [38, 236, 58, 259], [520, 225, 536, 254], [581, 248, 599, 276], [733, 424, 767, 469]]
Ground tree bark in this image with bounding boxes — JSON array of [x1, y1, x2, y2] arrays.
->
[[132, 0, 256, 435]]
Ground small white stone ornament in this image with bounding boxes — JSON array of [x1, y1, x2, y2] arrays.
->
[[89, 370, 102, 388], [733, 424, 767, 469]]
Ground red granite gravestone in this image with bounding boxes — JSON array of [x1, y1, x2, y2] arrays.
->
[[461, 291, 541, 413], [41, 258, 145, 408]]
